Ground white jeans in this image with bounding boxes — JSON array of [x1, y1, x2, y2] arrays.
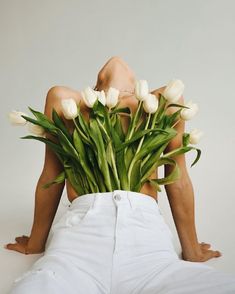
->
[[9, 190, 235, 294]]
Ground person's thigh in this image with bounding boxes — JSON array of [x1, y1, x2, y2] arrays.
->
[[137, 260, 235, 294], [9, 202, 115, 294], [9, 266, 75, 294]]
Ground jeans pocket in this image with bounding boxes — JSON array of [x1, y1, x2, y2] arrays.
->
[[65, 206, 92, 227], [51, 206, 92, 232]]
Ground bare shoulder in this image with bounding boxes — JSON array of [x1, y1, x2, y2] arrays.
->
[[47, 85, 82, 102]]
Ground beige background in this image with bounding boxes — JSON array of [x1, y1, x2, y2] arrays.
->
[[1, 0, 235, 293]]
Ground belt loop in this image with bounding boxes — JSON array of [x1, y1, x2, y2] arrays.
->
[[127, 191, 136, 209]]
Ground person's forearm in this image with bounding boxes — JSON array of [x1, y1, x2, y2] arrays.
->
[[27, 173, 65, 251], [165, 174, 202, 260]]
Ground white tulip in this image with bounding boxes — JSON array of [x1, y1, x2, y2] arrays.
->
[[163, 79, 185, 103], [180, 100, 199, 120], [189, 128, 204, 144], [134, 80, 149, 101], [27, 122, 45, 137], [81, 86, 98, 108], [143, 93, 159, 113], [61, 98, 78, 119], [8, 110, 28, 126], [94, 90, 106, 106], [106, 87, 119, 108]]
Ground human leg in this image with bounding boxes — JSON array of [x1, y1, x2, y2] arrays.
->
[[137, 260, 235, 294], [101, 190, 235, 294], [9, 191, 116, 294]]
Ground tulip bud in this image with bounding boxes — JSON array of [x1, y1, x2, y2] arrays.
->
[[143, 94, 159, 113], [81, 86, 98, 108], [8, 110, 28, 126], [134, 80, 149, 101], [163, 79, 185, 103], [61, 98, 78, 120], [94, 90, 106, 106], [189, 128, 204, 144], [180, 100, 199, 120], [106, 87, 119, 108], [27, 122, 46, 137]]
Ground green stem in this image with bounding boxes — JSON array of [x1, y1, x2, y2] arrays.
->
[[110, 144, 121, 189], [127, 112, 152, 187], [162, 146, 183, 158], [136, 112, 151, 154], [72, 118, 90, 145], [126, 100, 143, 141]]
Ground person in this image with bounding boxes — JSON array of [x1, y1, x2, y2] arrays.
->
[[6, 56, 235, 293]]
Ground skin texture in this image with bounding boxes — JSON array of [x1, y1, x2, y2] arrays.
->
[[5, 56, 222, 262]]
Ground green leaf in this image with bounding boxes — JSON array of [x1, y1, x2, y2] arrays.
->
[[63, 159, 86, 195], [106, 140, 113, 167], [136, 128, 177, 161], [166, 103, 190, 109], [89, 118, 112, 191], [73, 128, 98, 190], [130, 159, 142, 191], [52, 108, 72, 140], [162, 109, 181, 128], [74, 102, 91, 144], [21, 115, 57, 133], [56, 129, 80, 159], [150, 94, 167, 128], [190, 147, 201, 167], [113, 114, 125, 142], [146, 179, 162, 192], [125, 100, 143, 141], [28, 106, 53, 122], [146, 157, 181, 191], [109, 107, 131, 115], [96, 117, 111, 144], [116, 128, 168, 152], [162, 145, 202, 167], [86, 146, 107, 192], [116, 148, 129, 190], [20, 135, 68, 158], [27, 107, 58, 131], [42, 171, 66, 189], [182, 133, 190, 147], [141, 141, 169, 181], [125, 145, 135, 171]]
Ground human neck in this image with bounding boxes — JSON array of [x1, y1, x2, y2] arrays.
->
[[95, 62, 136, 95]]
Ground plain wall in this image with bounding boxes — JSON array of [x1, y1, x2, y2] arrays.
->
[[1, 0, 235, 293]]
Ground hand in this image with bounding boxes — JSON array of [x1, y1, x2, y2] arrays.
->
[[181, 242, 222, 262], [4, 235, 45, 255]]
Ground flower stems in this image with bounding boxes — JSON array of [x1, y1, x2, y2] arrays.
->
[[127, 111, 152, 188]]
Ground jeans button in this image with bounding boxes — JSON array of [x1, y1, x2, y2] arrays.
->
[[114, 194, 121, 201]]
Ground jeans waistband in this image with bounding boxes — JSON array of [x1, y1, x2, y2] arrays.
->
[[69, 190, 159, 211]]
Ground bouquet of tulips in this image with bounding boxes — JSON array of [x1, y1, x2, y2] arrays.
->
[[8, 79, 203, 196]]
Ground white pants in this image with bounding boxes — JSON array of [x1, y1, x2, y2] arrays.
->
[[9, 190, 235, 294]]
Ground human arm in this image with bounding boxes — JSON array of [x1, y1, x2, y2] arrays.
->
[[152, 87, 222, 261], [5, 87, 68, 254]]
